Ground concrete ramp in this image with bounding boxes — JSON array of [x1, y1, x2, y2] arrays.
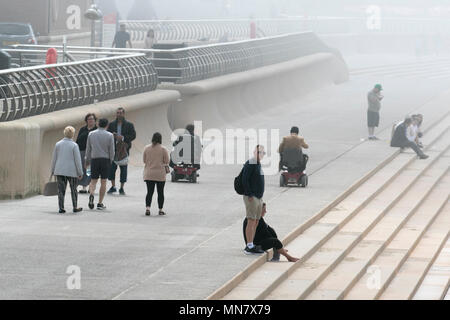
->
[[163, 53, 349, 131]]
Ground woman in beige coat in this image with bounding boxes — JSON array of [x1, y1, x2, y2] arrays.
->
[[143, 132, 169, 216]]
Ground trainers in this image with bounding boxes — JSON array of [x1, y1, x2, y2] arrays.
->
[[73, 208, 83, 213], [419, 154, 429, 160], [244, 245, 265, 255], [107, 187, 117, 194], [59, 209, 66, 214], [88, 195, 94, 210], [119, 188, 125, 195], [97, 203, 106, 210]]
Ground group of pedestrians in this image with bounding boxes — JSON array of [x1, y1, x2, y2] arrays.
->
[[50, 108, 169, 215]]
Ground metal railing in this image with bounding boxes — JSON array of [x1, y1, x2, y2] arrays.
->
[[0, 54, 158, 122], [122, 19, 305, 43], [122, 17, 450, 45], [153, 32, 341, 84]]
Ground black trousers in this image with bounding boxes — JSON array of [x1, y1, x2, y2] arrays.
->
[[259, 238, 283, 251], [145, 180, 165, 209], [57, 176, 78, 210]]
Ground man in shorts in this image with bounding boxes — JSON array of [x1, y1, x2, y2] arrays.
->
[[367, 84, 384, 140], [85, 118, 115, 210], [242, 145, 266, 255]]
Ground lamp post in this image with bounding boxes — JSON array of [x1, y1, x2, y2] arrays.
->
[[84, 4, 103, 47]]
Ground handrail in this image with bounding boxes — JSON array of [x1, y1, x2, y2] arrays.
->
[[0, 54, 158, 122]]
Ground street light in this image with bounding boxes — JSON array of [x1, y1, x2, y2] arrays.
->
[[84, 4, 103, 47]]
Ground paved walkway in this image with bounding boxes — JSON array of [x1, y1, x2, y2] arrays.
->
[[0, 55, 450, 299]]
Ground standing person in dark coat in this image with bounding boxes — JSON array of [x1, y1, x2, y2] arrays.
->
[[391, 117, 429, 159], [367, 84, 384, 140], [242, 145, 266, 255], [107, 107, 136, 195], [76, 113, 97, 193], [243, 203, 299, 262]]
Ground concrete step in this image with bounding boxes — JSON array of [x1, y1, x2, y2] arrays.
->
[[212, 111, 450, 301], [343, 173, 450, 299], [378, 201, 450, 300], [413, 239, 450, 300], [287, 153, 449, 300]]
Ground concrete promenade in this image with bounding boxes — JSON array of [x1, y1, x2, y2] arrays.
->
[[0, 55, 449, 299]]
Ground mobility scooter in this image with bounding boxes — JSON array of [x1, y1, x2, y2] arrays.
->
[[279, 148, 309, 187]]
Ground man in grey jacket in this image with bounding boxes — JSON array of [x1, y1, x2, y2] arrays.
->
[[85, 118, 115, 210], [367, 84, 384, 140]]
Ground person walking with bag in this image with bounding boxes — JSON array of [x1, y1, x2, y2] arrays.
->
[[143, 132, 170, 216], [107, 107, 136, 195], [50, 126, 83, 214], [76, 113, 97, 194]]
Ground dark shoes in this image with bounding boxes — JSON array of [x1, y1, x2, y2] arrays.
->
[[59, 209, 66, 214], [107, 187, 117, 194], [79, 190, 88, 194], [119, 188, 125, 195], [73, 208, 83, 213], [97, 203, 106, 210], [419, 154, 429, 160], [244, 245, 265, 255], [88, 195, 95, 209], [145, 210, 151, 216], [368, 136, 380, 141]]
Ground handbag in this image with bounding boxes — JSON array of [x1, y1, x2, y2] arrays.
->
[[114, 140, 129, 166], [43, 175, 58, 196]]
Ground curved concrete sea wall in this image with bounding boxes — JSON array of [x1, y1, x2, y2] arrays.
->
[[0, 90, 179, 199], [0, 52, 348, 199], [163, 52, 348, 131]]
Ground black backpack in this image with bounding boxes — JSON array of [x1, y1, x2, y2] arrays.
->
[[234, 165, 245, 195]]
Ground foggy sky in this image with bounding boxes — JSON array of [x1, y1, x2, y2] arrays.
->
[[96, 0, 450, 20]]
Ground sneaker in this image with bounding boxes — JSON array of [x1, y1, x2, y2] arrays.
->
[[145, 210, 150, 216], [244, 245, 265, 255], [119, 188, 125, 195], [419, 154, 429, 160], [97, 203, 106, 210], [73, 208, 83, 213], [79, 190, 88, 194], [372, 136, 380, 140], [59, 209, 66, 214], [88, 195, 94, 210], [107, 187, 117, 194]]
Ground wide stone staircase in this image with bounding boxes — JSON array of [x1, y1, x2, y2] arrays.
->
[[208, 112, 450, 300]]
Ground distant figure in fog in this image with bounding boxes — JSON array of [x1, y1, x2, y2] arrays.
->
[[367, 84, 384, 140], [144, 29, 156, 49], [112, 24, 132, 48], [391, 117, 428, 159]]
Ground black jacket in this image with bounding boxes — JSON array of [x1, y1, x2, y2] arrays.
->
[[243, 218, 278, 245], [76, 125, 97, 152], [391, 122, 409, 147], [107, 119, 136, 151], [242, 159, 265, 199]]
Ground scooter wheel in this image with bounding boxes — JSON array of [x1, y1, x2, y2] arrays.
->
[[280, 175, 286, 187], [300, 175, 308, 188]]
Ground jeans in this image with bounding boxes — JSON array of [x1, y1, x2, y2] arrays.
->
[[108, 162, 128, 183]]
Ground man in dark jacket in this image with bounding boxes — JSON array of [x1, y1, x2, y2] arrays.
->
[[242, 145, 266, 255], [391, 117, 428, 159], [107, 107, 136, 195]]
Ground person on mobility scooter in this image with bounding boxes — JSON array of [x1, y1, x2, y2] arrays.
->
[[278, 126, 309, 187], [170, 124, 202, 183]]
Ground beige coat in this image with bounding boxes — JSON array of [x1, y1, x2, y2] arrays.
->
[[278, 135, 309, 154], [143, 143, 169, 181]]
